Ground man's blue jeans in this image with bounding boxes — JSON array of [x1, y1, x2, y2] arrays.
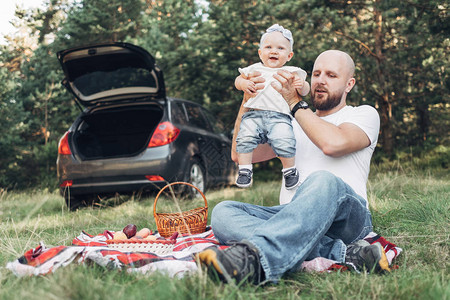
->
[[211, 170, 373, 281]]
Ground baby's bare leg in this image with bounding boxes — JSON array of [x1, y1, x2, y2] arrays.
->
[[279, 156, 295, 169], [238, 152, 253, 166]]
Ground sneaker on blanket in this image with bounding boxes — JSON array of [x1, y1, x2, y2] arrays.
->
[[196, 241, 264, 285], [345, 240, 391, 274]]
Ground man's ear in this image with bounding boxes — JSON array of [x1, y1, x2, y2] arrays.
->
[[346, 77, 356, 93]]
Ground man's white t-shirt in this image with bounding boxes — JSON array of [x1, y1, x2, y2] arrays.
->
[[279, 105, 380, 205], [239, 63, 307, 115]]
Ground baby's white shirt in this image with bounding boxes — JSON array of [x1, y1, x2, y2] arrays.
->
[[239, 63, 307, 115]]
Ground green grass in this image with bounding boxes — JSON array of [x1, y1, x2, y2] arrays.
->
[[0, 167, 449, 300]]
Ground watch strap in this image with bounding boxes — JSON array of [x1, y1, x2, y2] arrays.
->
[[291, 101, 309, 117]]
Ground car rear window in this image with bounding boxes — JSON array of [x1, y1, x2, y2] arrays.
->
[[203, 109, 226, 134], [171, 101, 188, 125], [184, 104, 210, 130]]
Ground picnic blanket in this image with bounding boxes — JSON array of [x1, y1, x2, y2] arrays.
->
[[6, 227, 402, 278]]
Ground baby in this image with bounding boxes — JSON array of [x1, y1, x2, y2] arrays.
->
[[234, 24, 310, 189]]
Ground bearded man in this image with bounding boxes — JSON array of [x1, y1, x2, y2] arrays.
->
[[197, 50, 388, 284]]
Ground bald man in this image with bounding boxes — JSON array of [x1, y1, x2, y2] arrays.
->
[[197, 50, 388, 284]]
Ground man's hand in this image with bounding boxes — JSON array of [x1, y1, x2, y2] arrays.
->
[[272, 70, 302, 109], [245, 71, 265, 97]]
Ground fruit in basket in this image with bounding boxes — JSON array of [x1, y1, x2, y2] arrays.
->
[[168, 231, 179, 240], [144, 235, 157, 241], [113, 231, 127, 240], [136, 228, 151, 238], [123, 224, 137, 238]]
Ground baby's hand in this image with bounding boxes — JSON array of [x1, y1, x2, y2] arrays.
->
[[292, 75, 305, 90], [242, 79, 257, 95]]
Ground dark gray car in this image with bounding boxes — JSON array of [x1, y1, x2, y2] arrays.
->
[[56, 42, 236, 210]]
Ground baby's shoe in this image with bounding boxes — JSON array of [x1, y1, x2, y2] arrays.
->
[[236, 168, 253, 188], [283, 168, 300, 190]]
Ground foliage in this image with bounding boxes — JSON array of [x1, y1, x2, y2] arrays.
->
[[0, 0, 448, 189], [55, 0, 145, 47], [0, 60, 28, 188], [137, 0, 206, 102], [372, 144, 450, 172]]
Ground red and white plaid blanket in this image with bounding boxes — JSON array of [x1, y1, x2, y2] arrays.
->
[[6, 227, 402, 277]]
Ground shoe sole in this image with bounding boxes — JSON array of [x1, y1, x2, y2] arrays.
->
[[236, 181, 252, 188], [368, 242, 391, 274], [285, 179, 300, 190], [196, 248, 234, 283], [374, 242, 391, 273]]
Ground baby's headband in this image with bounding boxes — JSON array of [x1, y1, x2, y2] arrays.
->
[[260, 24, 294, 49]]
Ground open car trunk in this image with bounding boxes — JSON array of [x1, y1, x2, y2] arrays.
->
[[73, 105, 163, 160]]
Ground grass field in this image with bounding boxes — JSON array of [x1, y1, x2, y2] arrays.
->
[[0, 164, 449, 299]]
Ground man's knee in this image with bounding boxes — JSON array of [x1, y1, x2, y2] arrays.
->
[[211, 201, 229, 217], [211, 201, 235, 229], [299, 170, 344, 198], [211, 201, 241, 243], [308, 170, 337, 182]]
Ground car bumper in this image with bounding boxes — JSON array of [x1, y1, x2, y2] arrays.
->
[[59, 176, 167, 196], [57, 145, 189, 196]]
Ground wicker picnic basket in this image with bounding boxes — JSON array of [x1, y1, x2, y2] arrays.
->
[[153, 182, 208, 238]]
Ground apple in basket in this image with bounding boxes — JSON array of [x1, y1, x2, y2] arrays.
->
[[122, 224, 137, 238]]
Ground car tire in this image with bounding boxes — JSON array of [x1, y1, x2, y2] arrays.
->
[[184, 158, 206, 198]]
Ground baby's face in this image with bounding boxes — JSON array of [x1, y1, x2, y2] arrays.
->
[[258, 32, 293, 68]]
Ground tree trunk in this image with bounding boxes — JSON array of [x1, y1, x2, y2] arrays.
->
[[374, 3, 394, 155], [416, 102, 430, 143]]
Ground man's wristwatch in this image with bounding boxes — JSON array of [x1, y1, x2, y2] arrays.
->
[[291, 101, 309, 117]]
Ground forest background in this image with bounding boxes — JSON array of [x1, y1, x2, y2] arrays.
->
[[0, 0, 448, 190]]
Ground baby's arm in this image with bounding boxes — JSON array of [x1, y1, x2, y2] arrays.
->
[[293, 73, 310, 97], [235, 75, 258, 96]]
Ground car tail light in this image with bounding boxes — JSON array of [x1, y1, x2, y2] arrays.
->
[[58, 131, 72, 155], [60, 180, 73, 187], [145, 175, 165, 181], [148, 122, 180, 147]]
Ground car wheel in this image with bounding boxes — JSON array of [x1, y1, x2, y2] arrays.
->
[[185, 158, 206, 198]]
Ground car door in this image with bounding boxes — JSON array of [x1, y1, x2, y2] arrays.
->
[[183, 103, 227, 185], [202, 109, 236, 183]]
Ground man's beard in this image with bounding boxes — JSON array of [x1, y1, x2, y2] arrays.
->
[[311, 90, 343, 111]]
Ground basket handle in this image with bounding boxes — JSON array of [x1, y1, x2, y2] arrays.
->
[[153, 182, 208, 217]]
